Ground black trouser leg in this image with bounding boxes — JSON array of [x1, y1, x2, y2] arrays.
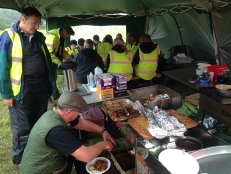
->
[[9, 75, 48, 164], [52, 63, 60, 94]]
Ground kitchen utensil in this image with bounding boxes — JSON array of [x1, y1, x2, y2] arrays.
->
[[175, 136, 203, 151]]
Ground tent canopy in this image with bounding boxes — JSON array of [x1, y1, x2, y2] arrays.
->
[[1, 0, 231, 68], [1, 0, 230, 18]]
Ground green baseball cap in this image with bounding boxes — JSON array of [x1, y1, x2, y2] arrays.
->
[[57, 91, 89, 111]]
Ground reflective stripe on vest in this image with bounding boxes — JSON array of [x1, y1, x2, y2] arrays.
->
[[7, 28, 23, 96], [45, 31, 58, 48], [110, 51, 132, 64], [7, 28, 49, 96], [108, 51, 133, 81], [135, 69, 156, 74], [135, 46, 159, 79], [97, 43, 112, 65]]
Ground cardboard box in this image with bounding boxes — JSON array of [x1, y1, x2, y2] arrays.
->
[[114, 89, 129, 98], [116, 82, 127, 90], [97, 84, 114, 100], [96, 73, 115, 89], [113, 74, 127, 83]]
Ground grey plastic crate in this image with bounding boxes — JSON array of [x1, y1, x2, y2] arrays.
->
[[129, 85, 182, 110]]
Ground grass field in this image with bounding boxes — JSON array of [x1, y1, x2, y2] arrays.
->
[[0, 75, 64, 174]]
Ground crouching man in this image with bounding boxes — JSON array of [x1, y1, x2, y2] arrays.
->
[[20, 91, 116, 174]]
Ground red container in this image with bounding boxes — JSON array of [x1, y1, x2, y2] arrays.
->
[[208, 64, 228, 82]]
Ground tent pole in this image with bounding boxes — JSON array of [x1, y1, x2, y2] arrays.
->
[[170, 12, 184, 45]]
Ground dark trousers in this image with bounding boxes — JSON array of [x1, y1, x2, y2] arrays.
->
[[62, 156, 88, 174], [52, 63, 60, 94], [9, 74, 48, 164]]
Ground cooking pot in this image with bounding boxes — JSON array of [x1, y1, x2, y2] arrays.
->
[[215, 84, 231, 97], [175, 136, 203, 152]]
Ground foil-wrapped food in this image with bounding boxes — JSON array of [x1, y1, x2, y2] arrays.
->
[[146, 107, 186, 139]]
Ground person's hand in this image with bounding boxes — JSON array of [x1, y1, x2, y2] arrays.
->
[[156, 73, 162, 78], [5, 98, 14, 107], [103, 141, 115, 152], [102, 130, 116, 146]]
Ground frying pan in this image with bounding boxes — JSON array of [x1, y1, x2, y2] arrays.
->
[[175, 136, 203, 152]]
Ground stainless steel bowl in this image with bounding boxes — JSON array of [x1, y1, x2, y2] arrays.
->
[[215, 84, 231, 97]]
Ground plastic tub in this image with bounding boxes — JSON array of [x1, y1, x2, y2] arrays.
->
[[208, 64, 228, 82]]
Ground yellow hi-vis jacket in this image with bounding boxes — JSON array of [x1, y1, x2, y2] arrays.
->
[[125, 42, 138, 59], [6, 28, 49, 96], [107, 50, 133, 81], [65, 47, 78, 59], [97, 42, 112, 67], [135, 45, 160, 80], [45, 28, 70, 64]]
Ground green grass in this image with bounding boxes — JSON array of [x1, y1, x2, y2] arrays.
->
[[0, 75, 64, 174], [0, 97, 20, 173]]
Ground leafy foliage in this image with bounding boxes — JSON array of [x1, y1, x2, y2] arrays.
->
[[0, 8, 20, 30]]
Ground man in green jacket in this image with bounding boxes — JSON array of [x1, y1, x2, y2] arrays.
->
[[0, 7, 54, 165], [20, 92, 116, 174]]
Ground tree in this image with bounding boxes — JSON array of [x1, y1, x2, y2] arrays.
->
[[0, 8, 20, 30]]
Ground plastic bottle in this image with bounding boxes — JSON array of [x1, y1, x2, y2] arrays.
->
[[89, 72, 95, 87], [94, 66, 103, 75], [94, 66, 103, 86]]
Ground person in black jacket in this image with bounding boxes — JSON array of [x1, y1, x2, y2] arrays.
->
[[72, 39, 104, 84]]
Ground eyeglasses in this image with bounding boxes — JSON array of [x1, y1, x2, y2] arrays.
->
[[26, 18, 42, 27], [67, 109, 83, 113]]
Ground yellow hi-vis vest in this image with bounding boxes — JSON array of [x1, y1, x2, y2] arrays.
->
[[97, 42, 112, 66], [135, 46, 160, 80], [107, 51, 133, 81], [6, 28, 22, 96], [6, 28, 49, 96], [125, 42, 138, 59], [64, 47, 78, 59], [45, 28, 63, 64]]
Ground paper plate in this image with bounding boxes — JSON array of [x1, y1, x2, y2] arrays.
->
[[86, 157, 111, 174], [158, 149, 199, 174]]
